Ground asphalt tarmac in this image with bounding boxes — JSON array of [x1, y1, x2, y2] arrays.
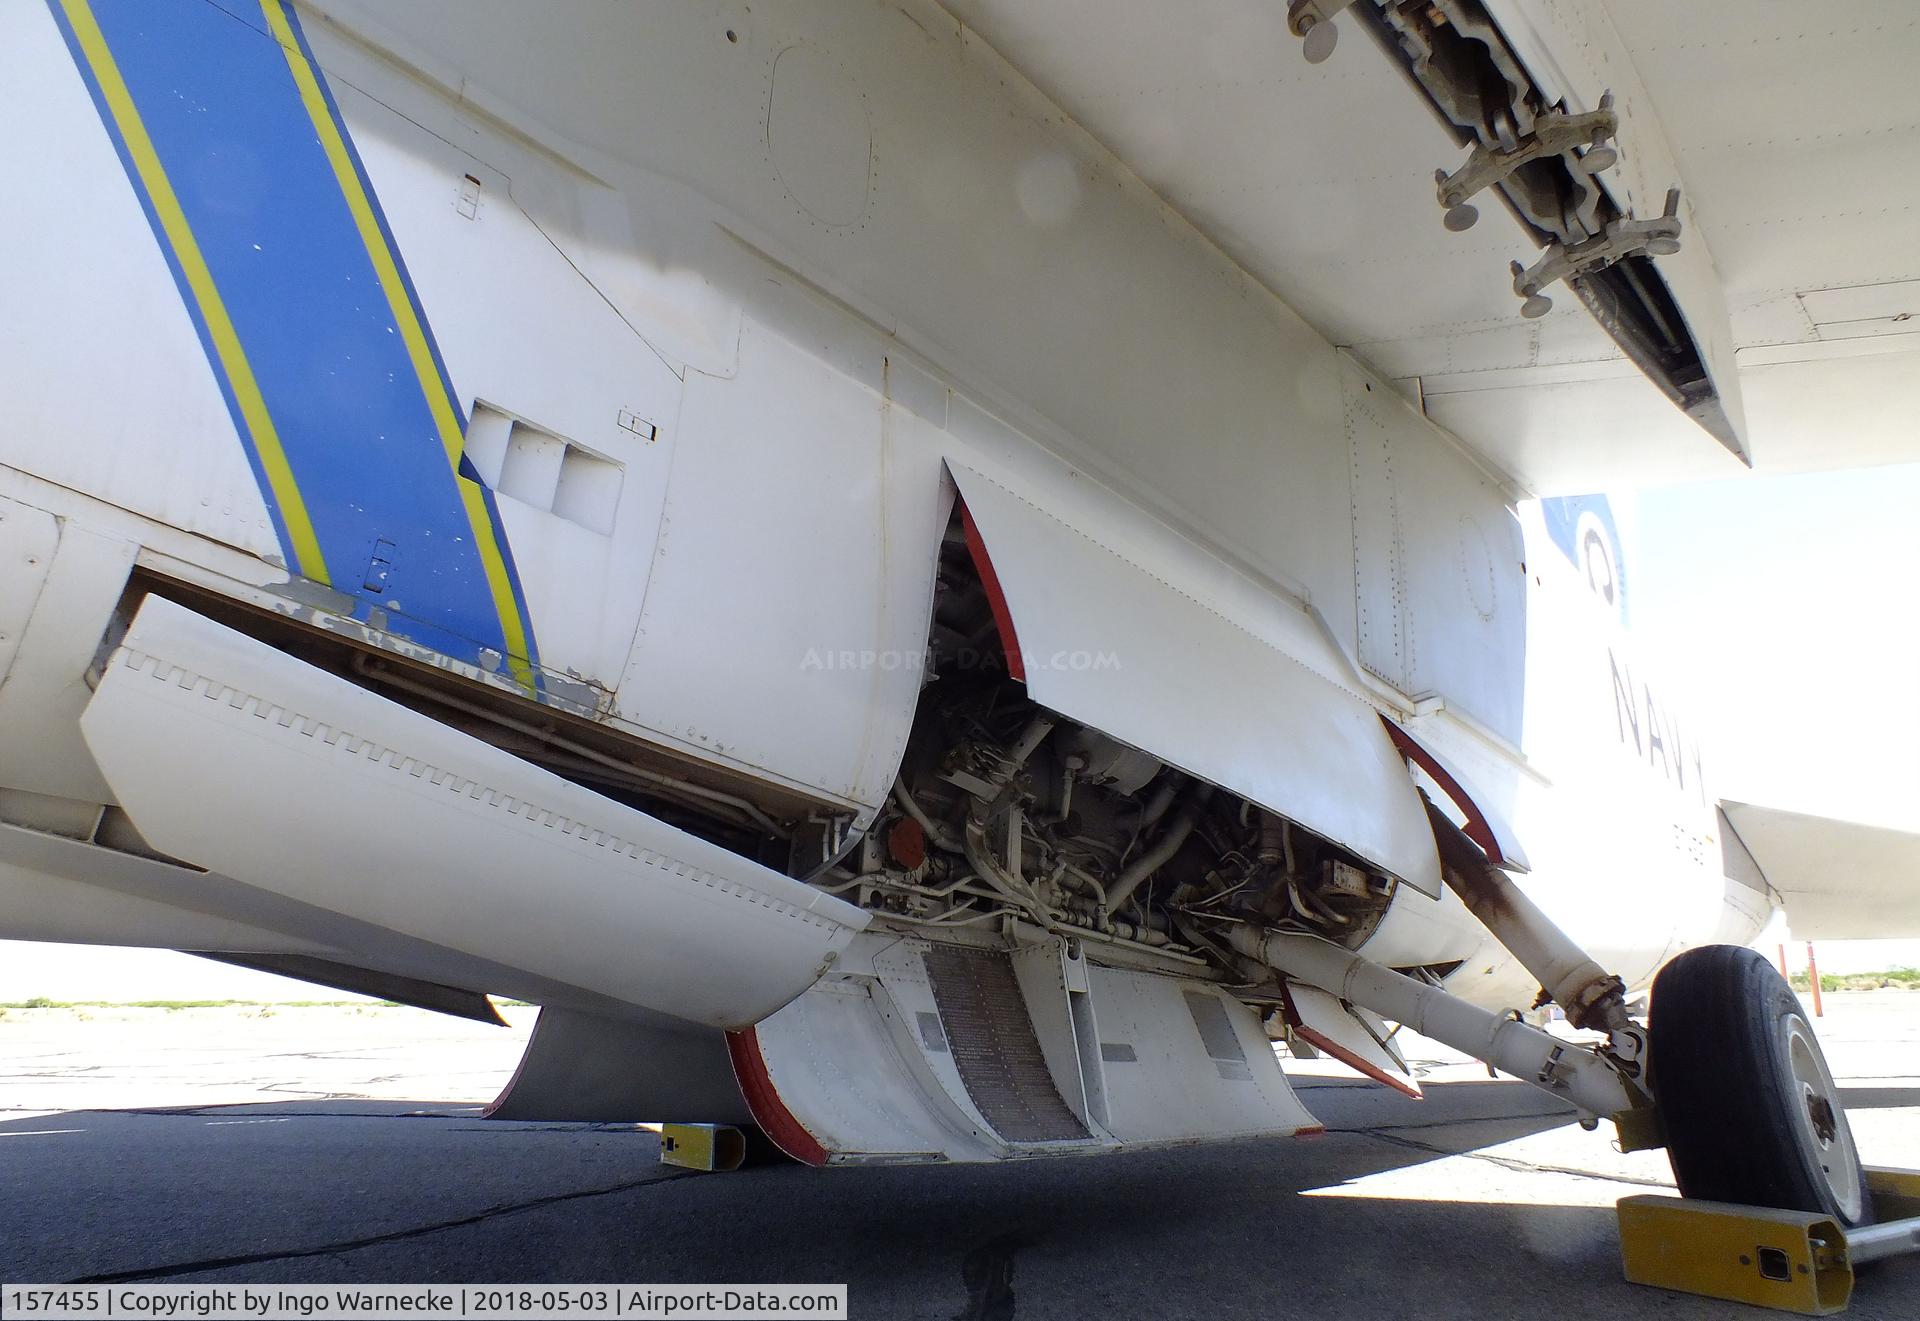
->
[[3, 993, 1916, 1319]]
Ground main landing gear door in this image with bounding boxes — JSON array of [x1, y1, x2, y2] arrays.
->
[[948, 461, 1441, 898]]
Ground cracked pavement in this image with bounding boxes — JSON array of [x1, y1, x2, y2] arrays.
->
[[1, 994, 1916, 1318]]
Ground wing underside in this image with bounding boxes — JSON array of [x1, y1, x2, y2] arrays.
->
[[1722, 800, 1920, 941]]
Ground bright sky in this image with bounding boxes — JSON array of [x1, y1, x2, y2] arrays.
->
[[5, 463, 1920, 1000], [1630, 460, 1920, 973]]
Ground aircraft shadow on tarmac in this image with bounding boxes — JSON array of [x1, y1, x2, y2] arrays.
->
[[3, 1077, 1916, 1320]]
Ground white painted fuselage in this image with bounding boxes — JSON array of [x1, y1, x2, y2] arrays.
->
[[0, 0, 1773, 1155]]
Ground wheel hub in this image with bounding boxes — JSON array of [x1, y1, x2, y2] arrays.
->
[[1805, 1090, 1839, 1146], [1784, 1014, 1864, 1221]]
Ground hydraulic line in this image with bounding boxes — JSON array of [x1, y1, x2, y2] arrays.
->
[[1106, 783, 1215, 911], [893, 773, 965, 854]]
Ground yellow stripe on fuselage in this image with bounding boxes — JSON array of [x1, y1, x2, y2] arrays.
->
[[259, 0, 536, 692], [59, 0, 330, 585]]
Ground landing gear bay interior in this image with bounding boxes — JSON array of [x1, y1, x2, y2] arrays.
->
[[4, 0, 1919, 1313]]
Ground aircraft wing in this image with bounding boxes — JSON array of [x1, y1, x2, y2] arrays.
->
[[947, 0, 1920, 495], [1722, 800, 1920, 941]]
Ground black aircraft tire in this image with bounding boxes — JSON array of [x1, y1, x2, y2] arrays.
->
[[1648, 944, 1873, 1226]]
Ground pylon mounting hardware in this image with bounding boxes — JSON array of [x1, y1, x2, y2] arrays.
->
[[1510, 187, 1684, 319], [1435, 93, 1619, 233]]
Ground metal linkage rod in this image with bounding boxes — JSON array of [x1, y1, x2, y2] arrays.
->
[[1229, 925, 1644, 1122]]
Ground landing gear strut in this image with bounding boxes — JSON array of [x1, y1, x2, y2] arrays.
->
[[1234, 794, 1659, 1131], [1649, 944, 1873, 1227]]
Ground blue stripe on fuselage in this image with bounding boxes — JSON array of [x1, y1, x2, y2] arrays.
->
[[62, 0, 538, 677]]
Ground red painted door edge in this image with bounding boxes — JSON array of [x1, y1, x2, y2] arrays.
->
[[1380, 717, 1503, 865], [1280, 981, 1423, 1100], [959, 500, 1026, 682], [725, 1026, 830, 1166], [1294, 1024, 1425, 1100]]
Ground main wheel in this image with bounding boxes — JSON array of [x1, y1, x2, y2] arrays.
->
[[1648, 944, 1872, 1225]]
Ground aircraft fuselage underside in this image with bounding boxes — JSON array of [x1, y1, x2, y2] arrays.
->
[[0, 0, 1772, 1161]]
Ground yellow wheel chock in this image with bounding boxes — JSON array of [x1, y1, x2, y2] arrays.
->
[[658, 1122, 748, 1172], [1617, 1167, 1920, 1315]]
